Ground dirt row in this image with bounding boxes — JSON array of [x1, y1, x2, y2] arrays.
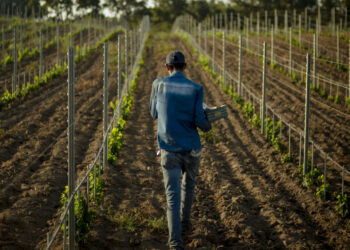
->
[[0, 28, 101, 87], [1, 22, 81, 60], [207, 35, 350, 171], [0, 34, 120, 248], [83, 33, 350, 249], [244, 33, 349, 103], [298, 33, 349, 66]]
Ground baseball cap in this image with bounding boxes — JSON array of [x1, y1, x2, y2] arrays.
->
[[166, 51, 185, 65]]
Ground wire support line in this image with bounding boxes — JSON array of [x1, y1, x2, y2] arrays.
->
[[215, 34, 350, 92], [46, 20, 149, 249], [180, 29, 350, 175]]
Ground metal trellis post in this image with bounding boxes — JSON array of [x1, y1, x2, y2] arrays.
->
[[118, 35, 122, 115], [2, 25, 4, 61], [69, 21, 72, 47], [67, 46, 75, 250], [303, 53, 311, 175], [103, 42, 108, 172], [313, 34, 316, 88], [289, 28, 292, 75], [349, 39, 350, 99], [261, 42, 267, 135], [337, 25, 340, 68], [223, 32, 226, 89], [212, 28, 215, 72], [238, 35, 242, 97], [125, 30, 129, 91], [13, 26, 17, 93], [271, 28, 274, 65], [56, 19, 59, 66], [40, 28, 43, 79]]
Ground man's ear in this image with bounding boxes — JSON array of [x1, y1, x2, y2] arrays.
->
[[165, 64, 171, 71], [183, 63, 187, 70]]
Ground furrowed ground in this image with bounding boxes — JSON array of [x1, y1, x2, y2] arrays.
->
[[85, 33, 350, 249], [0, 33, 121, 249]]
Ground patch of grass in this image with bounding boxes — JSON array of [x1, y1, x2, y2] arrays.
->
[[89, 166, 105, 206], [346, 98, 350, 109], [146, 216, 167, 233], [316, 175, 331, 200], [110, 209, 167, 233], [335, 193, 349, 217], [303, 167, 322, 187], [60, 186, 96, 246], [200, 122, 218, 144], [112, 211, 138, 232], [334, 95, 340, 104], [281, 154, 295, 163]]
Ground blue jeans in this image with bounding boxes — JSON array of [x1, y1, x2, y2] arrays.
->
[[161, 149, 201, 249]]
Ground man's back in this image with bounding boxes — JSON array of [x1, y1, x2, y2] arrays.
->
[[150, 71, 211, 152]]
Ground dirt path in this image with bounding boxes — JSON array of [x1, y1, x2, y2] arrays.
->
[[85, 33, 350, 249], [0, 35, 119, 248]]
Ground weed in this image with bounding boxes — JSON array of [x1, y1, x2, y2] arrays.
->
[[60, 186, 96, 246], [327, 95, 334, 101], [319, 88, 327, 98], [334, 95, 340, 104], [200, 123, 217, 144], [242, 102, 254, 118], [335, 193, 349, 217], [281, 154, 295, 163], [2, 54, 13, 65], [89, 168, 105, 206], [112, 211, 138, 232], [303, 167, 321, 187], [316, 175, 331, 200], [346, 98, 350, 109], [232, 93, 244, 108], [146, 216, 167, 233], [109, 100, 119, 112], [110, 210, 167, 233], [107, 125, 123, 165], [249, 113, 261, 129]]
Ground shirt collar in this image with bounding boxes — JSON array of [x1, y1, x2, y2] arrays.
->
[[170, 71, 185, 78]]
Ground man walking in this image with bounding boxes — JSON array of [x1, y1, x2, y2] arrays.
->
[[150, 51, 211, 249]]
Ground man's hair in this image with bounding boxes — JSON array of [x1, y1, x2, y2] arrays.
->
[[168, 63, 186, 71]]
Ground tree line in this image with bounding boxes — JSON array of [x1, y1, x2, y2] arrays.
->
[[0, 0, 348, 27]]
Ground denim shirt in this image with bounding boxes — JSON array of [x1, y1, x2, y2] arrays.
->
[[150, 71, 211, 152]]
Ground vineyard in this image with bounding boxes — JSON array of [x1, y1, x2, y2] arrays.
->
[[1, 4, 350, 250]]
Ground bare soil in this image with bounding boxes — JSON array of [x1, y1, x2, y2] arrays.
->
[[298, 33, 349, 66], [247, 33, 348, 101], [84, 33, 350, 249], [0, 34, 120, 248], [0, 28, 101, 94], [206, 35, 350, 175]]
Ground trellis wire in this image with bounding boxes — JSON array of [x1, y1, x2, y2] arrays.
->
[[174, 15, 349, 209], [45, 16, 150, 250]]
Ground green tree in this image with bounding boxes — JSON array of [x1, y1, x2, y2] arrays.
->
[[321, 0, 338, 9], [0, 0, 42, 17], [107, 0, 147, 17], [43, 0, 73, 18], [76, 0, 101, 16]]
